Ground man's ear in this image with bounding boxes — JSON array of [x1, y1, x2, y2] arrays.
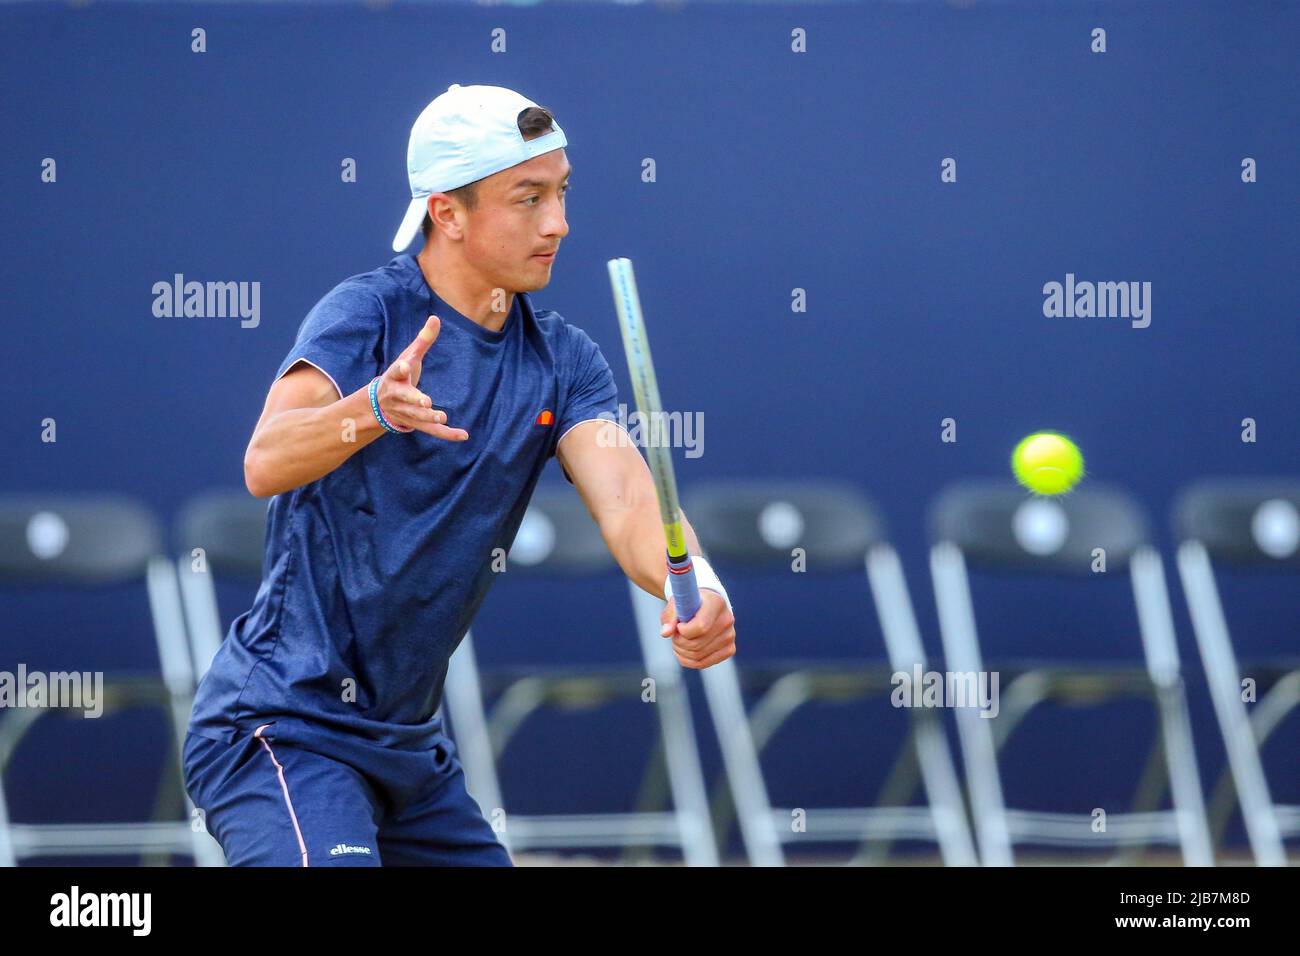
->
[[427, 193, 465, 240]]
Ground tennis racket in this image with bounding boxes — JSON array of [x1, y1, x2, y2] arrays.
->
[[606, 257, 702, 624]]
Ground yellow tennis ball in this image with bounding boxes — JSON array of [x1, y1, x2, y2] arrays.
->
[[1011, 432, 1085, 495]]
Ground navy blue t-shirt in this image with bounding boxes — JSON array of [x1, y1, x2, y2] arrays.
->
[[188, 253, 620, 751]]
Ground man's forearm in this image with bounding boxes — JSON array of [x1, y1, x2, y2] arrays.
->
[[244, 387, 385, 497], [615, 498, 706, 599]]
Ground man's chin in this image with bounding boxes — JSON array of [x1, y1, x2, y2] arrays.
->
[[517, 273, 553, 293]]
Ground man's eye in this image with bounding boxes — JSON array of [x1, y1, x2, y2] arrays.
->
[[522, 186, 569, 206]]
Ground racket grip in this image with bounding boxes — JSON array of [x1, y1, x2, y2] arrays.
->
[[666, 552, 702, 623]]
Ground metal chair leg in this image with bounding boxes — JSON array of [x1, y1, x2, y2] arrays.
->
[[630, 582, 719, 866], [1177, 542, 1287, 865], [1131, 547, 1214, 866], [930, 543, 1014, 866]]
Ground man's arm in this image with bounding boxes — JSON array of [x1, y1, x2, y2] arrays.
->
[[556, 419, 701, 597], [557, 419, 736, 669], [244, 316, 466, 498]]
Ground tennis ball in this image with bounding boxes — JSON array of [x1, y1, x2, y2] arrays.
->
[[1011, 432, 1085, 495]]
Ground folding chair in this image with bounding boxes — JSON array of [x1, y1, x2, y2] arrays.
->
[[174, 490, 272, 683], [928, 480, 1213, 865], [665, 479, 978, 866], [1174, 479, 1300, 866], [0, 495, 220, 866], [444, 487, 720, 864], [173, 489, 284, 866]]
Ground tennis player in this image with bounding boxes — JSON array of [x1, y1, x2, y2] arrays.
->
[[182, 84, 736, 867]]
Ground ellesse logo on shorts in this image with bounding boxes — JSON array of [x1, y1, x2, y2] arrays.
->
[[329, 843, 373, 856]]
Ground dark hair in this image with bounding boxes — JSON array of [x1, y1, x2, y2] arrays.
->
[[420, 106, 558, 242]]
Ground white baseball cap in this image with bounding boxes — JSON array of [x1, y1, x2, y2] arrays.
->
[[391, 83, 568, 252]]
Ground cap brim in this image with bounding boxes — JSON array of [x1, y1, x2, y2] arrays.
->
[[392, 196, 428, 252]]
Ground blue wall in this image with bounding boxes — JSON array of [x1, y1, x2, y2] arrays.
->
[[3, 0, 1297, 858]]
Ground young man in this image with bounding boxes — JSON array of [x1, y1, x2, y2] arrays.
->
[[182, 84, 737, 866]]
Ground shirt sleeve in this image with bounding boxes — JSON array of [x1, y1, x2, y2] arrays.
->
[[553, 324, 621, 485], [273, 284, 386, 398]]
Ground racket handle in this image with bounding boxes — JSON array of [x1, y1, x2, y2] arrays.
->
[[666, 552, 702, 623]]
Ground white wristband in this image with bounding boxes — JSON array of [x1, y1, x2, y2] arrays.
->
[[663, 555, 733, 613]]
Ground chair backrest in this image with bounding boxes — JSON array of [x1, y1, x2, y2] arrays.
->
[[0, 495, 161, 584], [1174, 479, 1300, 568], [929, 480, 1148, 572], [176, 490, 271, 579], [682, 479, 885, 571], [507, 486, 616, 574]]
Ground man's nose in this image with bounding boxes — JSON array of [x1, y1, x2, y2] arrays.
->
[[544, 198, 569, 239]]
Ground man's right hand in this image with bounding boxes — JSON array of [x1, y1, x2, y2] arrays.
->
[[375, 316, 469, 441]]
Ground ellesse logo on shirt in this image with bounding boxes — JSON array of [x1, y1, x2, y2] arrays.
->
[[535, 409, 553, 426]]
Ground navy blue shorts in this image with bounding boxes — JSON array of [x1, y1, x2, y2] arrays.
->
[[182, 719, 512, 867]]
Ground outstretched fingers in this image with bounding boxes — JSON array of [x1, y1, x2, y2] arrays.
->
[[386, 412, 470, 442], [392, 316, 441, 386], [377, 316, 466, 440]]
